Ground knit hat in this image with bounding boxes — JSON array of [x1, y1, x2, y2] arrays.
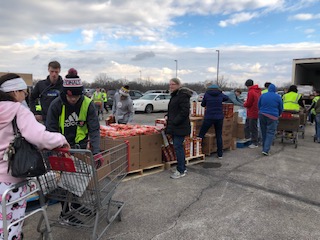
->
[[63, 68, 83, 96], [245, 79, 254, 87], [207, 84, 220, 89], [119, 86, 129, 97]]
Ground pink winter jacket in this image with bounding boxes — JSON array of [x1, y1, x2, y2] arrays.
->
[[0, 101, 68, 183]]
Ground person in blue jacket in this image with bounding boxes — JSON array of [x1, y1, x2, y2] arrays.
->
[[198, 84, 229, 159], [225, 89, 243, 106], [258, 83, 283, 156]]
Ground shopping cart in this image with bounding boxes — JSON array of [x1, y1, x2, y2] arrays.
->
[[1, 179, 52, 240], [276, 112, 300, 148], [37, 140, 128, 240], [298, 112, 307, 139]]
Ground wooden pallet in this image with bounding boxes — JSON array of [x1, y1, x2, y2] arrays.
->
[[164, 154, 205, 170], [123, 163, 165, 181]]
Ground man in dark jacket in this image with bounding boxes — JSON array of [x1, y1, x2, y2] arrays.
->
[[46, 68, 101, 225], [30, 61, 64, 123], [166, 78, 192, 179], [198, 84, 229, 159], [244, 79, 261, 148]]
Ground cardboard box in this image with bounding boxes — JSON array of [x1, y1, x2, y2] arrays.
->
[[236, 123, 245, 139], [190, 118, 203, 138], [128, 152, 140, 171], [140, 134, 163, 168], [100, 136, 140, 154], [202, 134, 217, 155]]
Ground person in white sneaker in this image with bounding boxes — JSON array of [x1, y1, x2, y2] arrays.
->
[[166, 78, 192, 179], [243, 79, 261, 148], [258, 83, 283, 156]]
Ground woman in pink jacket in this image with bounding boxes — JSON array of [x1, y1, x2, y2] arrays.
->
[[0, 73, 69, 239]]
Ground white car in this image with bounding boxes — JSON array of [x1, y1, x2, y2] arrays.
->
[[133, 93, 171, 113]]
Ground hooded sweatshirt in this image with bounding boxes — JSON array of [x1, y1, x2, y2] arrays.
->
[[0, 101, 68, 183], [244, 85, 261, 119], [112, 92, 134, 124], [258, 84, 283, 119], [201, 88, 229, 120]]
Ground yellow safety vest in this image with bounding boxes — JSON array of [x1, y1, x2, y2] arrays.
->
[[102, 92, 107, 102], [282, 92, 301, 112], [59, 96, 91, 143], [35, 104, 42, 111], [261, 89, 268, 94], [92, 92, 103, 103], [311, 96, 320, 115]]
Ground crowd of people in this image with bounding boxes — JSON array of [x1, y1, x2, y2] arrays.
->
[[1, 60, 320, 237]]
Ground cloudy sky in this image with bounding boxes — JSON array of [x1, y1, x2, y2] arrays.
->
[[1, 0, 320, 87]]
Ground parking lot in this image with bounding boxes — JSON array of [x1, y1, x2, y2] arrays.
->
[[23, 117, 320, 240]]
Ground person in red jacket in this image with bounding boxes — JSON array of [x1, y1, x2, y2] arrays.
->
[[243, 79, 261, 148]]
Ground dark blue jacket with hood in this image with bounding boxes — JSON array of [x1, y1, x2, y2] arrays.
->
[[201, 85, 229, 120]]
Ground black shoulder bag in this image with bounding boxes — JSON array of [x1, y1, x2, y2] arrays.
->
[[6, 116, 46, 178]]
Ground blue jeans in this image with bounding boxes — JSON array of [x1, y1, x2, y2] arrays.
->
[[259, 114, 278, 153], [173, 135, 186, 173], [316, 114, 320, 142], [198, 118, 223, 157]]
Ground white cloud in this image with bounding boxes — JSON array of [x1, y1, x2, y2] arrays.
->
[[289, 13, 320, 20], [81, 30, 95, 44], [219, 12, 258, 27], [304, 28, 315, 34]]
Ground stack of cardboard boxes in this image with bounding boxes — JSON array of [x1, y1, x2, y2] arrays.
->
[[100, 130, 163, 173], [190, 103, 236, 156]]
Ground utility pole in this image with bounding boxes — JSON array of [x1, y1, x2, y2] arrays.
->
[[174, 60, 178, 78], [216, 50, 220, 83]]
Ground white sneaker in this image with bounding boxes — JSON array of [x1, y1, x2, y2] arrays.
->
[[170, 170, 186, 179], [248, 144, 258, 149]]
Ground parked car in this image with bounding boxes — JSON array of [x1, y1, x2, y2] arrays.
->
[[144, 89, 169, 94], [133, 93, 171, 113], [190, 90, 199, 102], [84, 88, 95, 98], [106, 89, 117, 109], [197, 93, 205, 102], [129, 90, 144, 100], [239, 92, 248, 102], [107, 89, 143, 109]]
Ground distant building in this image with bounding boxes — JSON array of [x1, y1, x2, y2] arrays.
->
[[0, 72, 33, 86]]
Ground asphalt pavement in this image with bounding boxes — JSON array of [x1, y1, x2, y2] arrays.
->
[[22, 116, 320, 240]]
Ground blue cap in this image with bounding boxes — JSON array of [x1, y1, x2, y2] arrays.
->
[[208, 84, 219, 89]]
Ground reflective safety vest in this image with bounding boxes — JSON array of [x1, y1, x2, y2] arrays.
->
[[92, 92, 103, 103], [102, 92, 107, 102], [261, 89, 268, 94], [36, 104, 42, 111], [282, 92, 301, 112], [59, 96, 91, 144], [311, 96, 320, 115]]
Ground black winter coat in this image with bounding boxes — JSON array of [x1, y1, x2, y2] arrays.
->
[[30, 76, 64, 121], [46, 94, 100, 154], [166, 87, 192, 136]]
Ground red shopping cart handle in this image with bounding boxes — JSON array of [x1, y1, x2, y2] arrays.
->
[[54, 148, 70, 153]]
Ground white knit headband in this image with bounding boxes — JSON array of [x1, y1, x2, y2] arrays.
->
[[0, 78, 27, 92]]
